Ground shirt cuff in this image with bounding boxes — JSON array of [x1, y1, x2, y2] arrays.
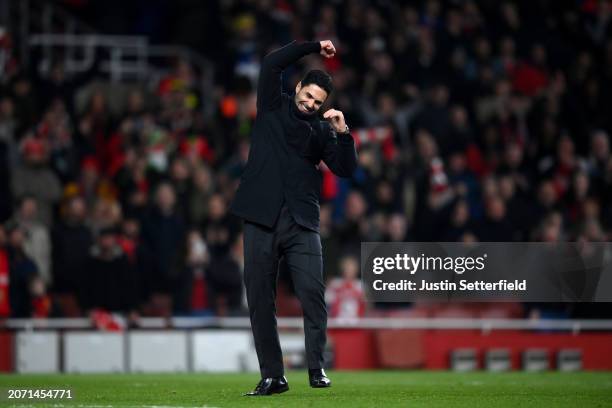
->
[[337, 132, 354, 145], [303, 41, 321, 54]]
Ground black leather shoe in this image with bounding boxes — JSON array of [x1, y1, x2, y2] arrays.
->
[[309, 368, 332, 388], [244, 376, 289, 396]]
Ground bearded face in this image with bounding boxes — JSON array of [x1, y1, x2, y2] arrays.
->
[[294, 82, 328, 116]]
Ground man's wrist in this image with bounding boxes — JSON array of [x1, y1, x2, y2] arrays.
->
[[337, 124, 350, 134]]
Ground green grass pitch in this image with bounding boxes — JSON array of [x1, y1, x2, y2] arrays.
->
[[1, 371, 611, 407]]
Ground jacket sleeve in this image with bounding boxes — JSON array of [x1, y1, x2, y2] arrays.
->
[[321, 126, 358, 178], [257, 41, 321, 112]]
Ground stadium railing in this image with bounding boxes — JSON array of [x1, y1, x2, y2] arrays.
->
[[3, 317, 612, 333]]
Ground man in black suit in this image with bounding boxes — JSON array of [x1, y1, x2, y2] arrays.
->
[[230, 39, 358, 396]]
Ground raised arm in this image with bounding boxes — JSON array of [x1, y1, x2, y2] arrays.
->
[[257, 40, 333, 112]]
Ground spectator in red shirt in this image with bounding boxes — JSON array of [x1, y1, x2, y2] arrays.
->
[[325, 254, 365, 318]]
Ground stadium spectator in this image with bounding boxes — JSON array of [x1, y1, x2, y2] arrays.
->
[[51, 196, 93, 294], [169, 157, 192, 222], [476, 194, 516, 241], [205, 232, 245, 316], [38, 99, 78, 182], [201, 193, 239, 257], [184, 229, 209, 314], [442, 200, 474, 242], [9, 74, 38, 138], [11, 196, 52, 285], [141, 182, 187, 311], [188, 164, 215, 225], [10, 138, 62, 227], [498, 173, 531, 240], [325, 254, 365, 319], [113, 149, 150, 220], [78, 226, 138, 315], [385, 213, 409, 242], [335, 190, 369, 255], [6, 223, 38, 317], [90, 198, 122, 237], [29, 274, 58, 318], [118, 217, 155, 309]]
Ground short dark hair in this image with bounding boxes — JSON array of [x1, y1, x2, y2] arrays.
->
[[300, 69, 333, 97]]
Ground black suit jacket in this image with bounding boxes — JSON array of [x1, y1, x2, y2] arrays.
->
[[230, 41, 358, 232]]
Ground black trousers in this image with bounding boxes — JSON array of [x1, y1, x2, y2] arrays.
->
[[243, 204, 327, 378]]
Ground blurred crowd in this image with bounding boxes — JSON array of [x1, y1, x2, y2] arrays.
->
[[1, 0, 611, 320]]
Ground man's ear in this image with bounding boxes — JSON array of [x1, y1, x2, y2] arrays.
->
[[295, 81, 302, 94]]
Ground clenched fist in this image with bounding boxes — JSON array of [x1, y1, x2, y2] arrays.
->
[[319, 40, 336, 58], [323, 109, 348, 133]]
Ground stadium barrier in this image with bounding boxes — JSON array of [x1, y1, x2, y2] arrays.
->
[[4, 317, 612, 331], [2, 318, 612, 373]]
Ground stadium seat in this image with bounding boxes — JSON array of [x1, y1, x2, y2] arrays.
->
[[522, 349, 550, 371], [557, 349, 582, 372], [485, 349, 511, 372], [450, 348, 478, 372]]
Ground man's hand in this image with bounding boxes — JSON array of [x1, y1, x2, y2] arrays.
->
[[323, 109, 348, 133], [320, 40, 336, 58]]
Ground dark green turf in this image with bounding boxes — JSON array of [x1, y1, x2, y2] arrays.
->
[[0, 371, 611, 407]]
